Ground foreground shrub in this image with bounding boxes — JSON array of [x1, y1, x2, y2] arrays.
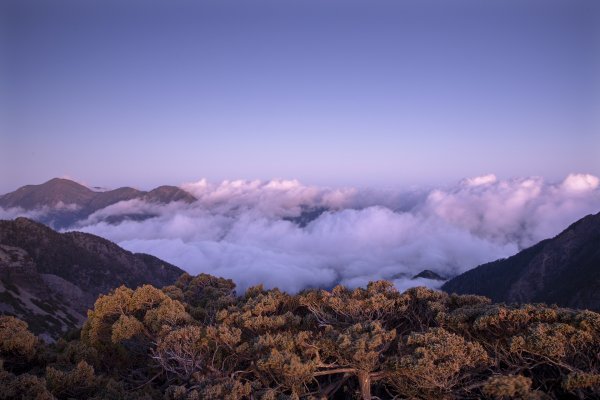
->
[[0, 316, 37, 364], [3, 276, 600, 399]]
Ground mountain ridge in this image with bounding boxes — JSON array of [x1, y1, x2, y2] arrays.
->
[[0, 178, 197, 228], [0, 217, 185, 340], [442, 211, 600, 310]]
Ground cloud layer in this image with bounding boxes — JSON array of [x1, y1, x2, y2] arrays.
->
[[2, 174, 599, 293]]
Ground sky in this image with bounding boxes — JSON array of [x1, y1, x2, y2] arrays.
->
[[1, 0, 599, 192]]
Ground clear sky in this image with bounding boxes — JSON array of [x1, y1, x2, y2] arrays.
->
[[1, 0, 599, 192]]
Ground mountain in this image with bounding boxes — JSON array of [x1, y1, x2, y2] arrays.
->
[[143, 185, 197, 204], [0, 217, 185, 340], [283, 206, 329, 228], [442, 211, 600, 311], [0, 178, 197, 228], [411, 269, 446, 281], [0, 178, 98, 210]]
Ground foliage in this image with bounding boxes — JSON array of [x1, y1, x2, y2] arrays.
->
[[0, 368, 54, 400], [389, 327, 489, 398], [482, 375, 540, 399], [165, 273, 236, 324], [81, 284, 191, 374], [0, 315, 38, 363], [45, 360, 96, 399], [3, 274, 600, 399]]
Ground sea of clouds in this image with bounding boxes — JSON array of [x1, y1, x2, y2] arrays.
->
[[2, 173, 599, 293]]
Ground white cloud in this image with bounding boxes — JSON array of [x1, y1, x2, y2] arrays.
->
[[463, 174, 497, 186], [423, 174, 600, 248], [561, 173, 599, 192], [109, 206, 514, 293], [3, 174, 599, 293]]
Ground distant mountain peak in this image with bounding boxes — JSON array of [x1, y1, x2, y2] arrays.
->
[[0, 178, 197, 229], [144, 185, 197, 204], [0, 178, 95, 210], [46, 177, 83, 184], [411, 269, 446, 281]]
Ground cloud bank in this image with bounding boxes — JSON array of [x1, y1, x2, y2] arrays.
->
[[2, 174, 599, 293]]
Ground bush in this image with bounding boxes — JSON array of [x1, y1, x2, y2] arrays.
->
[[5, 275, 600, 400]]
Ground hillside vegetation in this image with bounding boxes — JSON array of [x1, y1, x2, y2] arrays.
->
[[2, 273, 600, 399]]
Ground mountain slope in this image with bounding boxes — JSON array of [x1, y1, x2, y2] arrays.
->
[[0, 178, 197, 228], [0, 218, 185, 340], [442, 211, 600, 310], [143, 185, 197, 204], [86, 186, 145, 211]]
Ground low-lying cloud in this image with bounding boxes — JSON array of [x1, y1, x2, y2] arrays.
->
[[2, 174, 599, 293]]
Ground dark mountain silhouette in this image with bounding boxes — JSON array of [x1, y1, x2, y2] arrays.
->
[[0, 178, 197, 228], [442, 211, 600, 311], [411, 269, 446, 281], [0, 217, 185, 340], [283, 206, 329, 228]]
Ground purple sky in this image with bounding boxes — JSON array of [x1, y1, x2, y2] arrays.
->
[[1, 0, 599, 192]]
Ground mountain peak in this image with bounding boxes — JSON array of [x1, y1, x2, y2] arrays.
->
[[0, 179, 197, 229], [45, 177, 84, 185], [412, 269, 446, 281], [0, 178, 95, 210], [144, 185, 197, 204]]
